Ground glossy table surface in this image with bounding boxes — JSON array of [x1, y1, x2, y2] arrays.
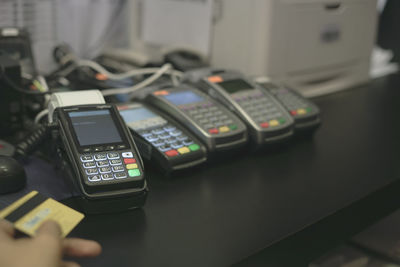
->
[[65, 75, 400, 267]]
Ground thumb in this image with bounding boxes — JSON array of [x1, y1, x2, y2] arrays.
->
[[30, 220, 63, 265], [36, 220, 62, 237]]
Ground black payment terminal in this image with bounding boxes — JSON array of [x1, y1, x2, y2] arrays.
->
[[55, 104, 147, 213], [254, 77, 321, 132], [118, 103, 207, 172], [145, 84, 248, 153], [185, 69, 294, 145]]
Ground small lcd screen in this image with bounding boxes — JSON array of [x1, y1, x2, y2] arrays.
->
[[163, 91, 205, 105], [218, 79, 254, 94], [68, 110, 122, 146], [119, 107, 157, 123]]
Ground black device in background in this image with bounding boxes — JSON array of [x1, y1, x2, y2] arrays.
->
[[0, 55, 23, 137], [118, 103, 207, 173], [0, 28, 42, 138], [164, 49, 209, 71], [184, 69, 294, 146], [145, 84, 248, 154], [0, 156, 26, 195], [254, 78, 321, 133], [377, 0, 400, 63], [53, 104, 147, 213], [0, 28, 37, 78], [0, 140, 15, 157]]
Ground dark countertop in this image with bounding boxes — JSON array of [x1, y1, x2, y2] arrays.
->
[[72, 75, 400, 267], [7, 75, 400, 267]]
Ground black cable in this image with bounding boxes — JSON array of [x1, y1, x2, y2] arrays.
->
[[47, 44, 82, 81], [0, 64, 53, 95], [53, 44, 73, 64], [14, 123, 57, 160]]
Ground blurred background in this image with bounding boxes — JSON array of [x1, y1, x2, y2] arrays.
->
[[1, 0, 398, 95], [1, 1, 400, 266]]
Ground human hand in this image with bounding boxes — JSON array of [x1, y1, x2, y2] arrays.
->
[[0, 219, 101, 267]]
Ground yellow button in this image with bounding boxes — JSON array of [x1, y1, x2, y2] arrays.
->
[[219, 126, 230, 133], [297, 108, 307, 115], [126, 163, 138, 169], [178, 147, 190, 154], [269, 120, 279, 127]]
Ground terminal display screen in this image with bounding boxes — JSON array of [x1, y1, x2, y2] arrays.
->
[[120, 107, 157, 123], [163, 91, 205, 105], [68, 110, 122, 146], [218, 79, 254, 94]]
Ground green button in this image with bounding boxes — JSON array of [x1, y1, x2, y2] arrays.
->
[[279, 118, 286, 124], [189, 144, 200, 151], [306, 107, 312, 112], [229, 124, 238, 130], [128, 169, 141, 177]]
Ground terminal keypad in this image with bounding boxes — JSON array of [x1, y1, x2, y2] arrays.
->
[[181, 102, 238, 135], [136, 120, 201, 158], [267, 88, 314, 117], [80, 151, 141, 183], [233, 91, 289, 129]]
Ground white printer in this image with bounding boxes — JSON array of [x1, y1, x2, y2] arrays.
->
[[210, 0, 378, 97], [107, 0, 378, 97]]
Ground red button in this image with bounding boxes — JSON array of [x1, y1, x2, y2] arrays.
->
[[153, 90, 169, 96], [207, 75, 223, 83], [208, 128, 219, 134], [260, 122, 269, 128], [290, 110, 297, 116], [95, 73, 108, 80], [165, 150, 179, 157], [124, 158, 136, 164]]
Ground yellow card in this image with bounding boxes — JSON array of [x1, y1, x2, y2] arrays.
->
[[0, 191, 84, 237]]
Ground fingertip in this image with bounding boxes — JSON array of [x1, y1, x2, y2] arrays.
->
[[79, 239, 102, 256], [63, 238, 102, 257], [61, 261, 81, 267], [90, 240, 102, 256]]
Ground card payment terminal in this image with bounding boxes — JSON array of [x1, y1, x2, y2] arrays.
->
[[185, 69, 294, 145], [50, 91, 147, 213], [118, 103, 207, 172], [254, 77, 321, 132], [145, 84, 248, 153]]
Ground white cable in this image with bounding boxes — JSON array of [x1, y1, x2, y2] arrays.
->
[[76, 59, 183, 81], [34, 109, 49, 124], [101, 63, 173, 96], [56, 63, 78, 77], [57, 59, 183, 87], [171, 74, 178, 86]]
